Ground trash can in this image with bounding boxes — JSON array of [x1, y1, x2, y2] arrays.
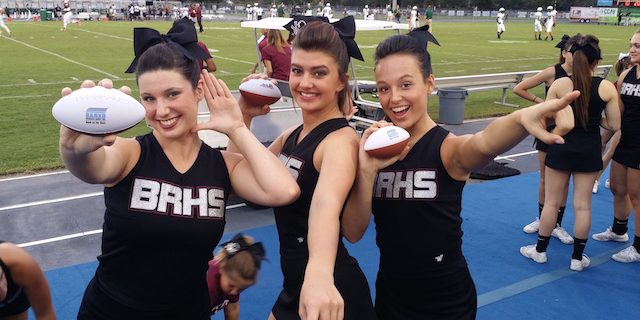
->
[[437, 87, 468, 125], [47, 11, 54, 21], [39, 9, 47, 20]]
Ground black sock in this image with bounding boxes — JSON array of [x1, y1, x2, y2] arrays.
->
[[612, 217, 629, 235], [538, 202, 544, 219], [633, 235, 640, 253], [556, 206, 566, 227], [536, 235, 551, 252], [572, 237, 588, 260]]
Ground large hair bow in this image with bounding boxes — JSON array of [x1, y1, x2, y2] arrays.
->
[[284, 15, 329, 37], [407, 25, 440, 48], [331, 15, 364, 61], [569, 42, 601, 61], [221, 233, 267, 268], [554, 34, 570, 49], [125, 18, 212, 73]]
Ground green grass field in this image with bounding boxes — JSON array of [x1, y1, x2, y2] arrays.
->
[[0, 19, 634, 175]]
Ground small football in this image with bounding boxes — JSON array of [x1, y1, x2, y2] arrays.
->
[[363, 125, 410, 158], [239, 78, 282, 106], [52, 86, 145, 135]]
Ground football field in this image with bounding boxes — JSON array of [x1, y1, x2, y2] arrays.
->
[[0, 18, 634, 175]]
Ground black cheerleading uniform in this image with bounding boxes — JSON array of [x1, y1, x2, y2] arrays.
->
[[371, 126, 476, 320], [77, 133, 230, 320], [613, 65, 640, 169], [0, 243, 30, 318], [535, 64, 570, 152], [272, 118, 376, 320], [545, 77, 607, 172]]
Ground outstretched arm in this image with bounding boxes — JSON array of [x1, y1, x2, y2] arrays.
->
[[444, 91, 580, 180]]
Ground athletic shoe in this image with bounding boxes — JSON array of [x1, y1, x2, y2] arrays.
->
[[605, 179, 610, 189], [520, 244, 547, 263], [570, 255, 590, 271], [552, 226, 574, 244], [612, 246, 640, 263], [592, 180, 599, 194], [592, 227, 629, 242], [523, 218, 539, 234]]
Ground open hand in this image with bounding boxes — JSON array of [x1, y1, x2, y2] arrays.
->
[[519, 90, 579, 145]]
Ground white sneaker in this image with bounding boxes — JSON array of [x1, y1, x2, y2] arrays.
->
[[612, 246, 640, 263], [570, 255, 591, 271], [592, 180, 599, 194], [605, 179, 610, 189], [523, 218, 540, 234], [592, 227, 629, 242], [520, 244, 547, 263], [552, 226, 574, 244]]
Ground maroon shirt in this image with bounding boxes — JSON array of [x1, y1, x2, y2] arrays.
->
[[260, 44, 292, 81], [197, 41, 209, 70], [206, 260, 239, 314]]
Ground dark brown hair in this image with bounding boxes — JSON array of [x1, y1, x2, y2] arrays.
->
[[570, 34, 601, 129], [135, 42, 201, 89], [215, 235, 260, 282]]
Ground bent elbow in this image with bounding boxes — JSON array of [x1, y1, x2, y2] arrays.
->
[[342, 227, 365, 244], [273, 185, 300, 206]]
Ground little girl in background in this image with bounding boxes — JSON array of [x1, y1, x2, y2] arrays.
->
[[207, 233, 266, 319]]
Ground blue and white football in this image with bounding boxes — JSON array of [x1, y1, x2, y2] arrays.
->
[[52, 86, 145, 135], [363, 125, 410, 158]]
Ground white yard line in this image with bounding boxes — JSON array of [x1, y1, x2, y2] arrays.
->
[[0, 170, 70, 182], [2, 36, 121, 79], [0, 192, 104, 212], [14, 203, 247, 248], [0, 94, 52, 99]]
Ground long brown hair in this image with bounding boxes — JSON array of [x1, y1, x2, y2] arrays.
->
[[570, 34, 601, 129], [267, 29, 289, 54]]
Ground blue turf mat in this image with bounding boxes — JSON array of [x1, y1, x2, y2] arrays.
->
[[44, 171, 638, 320]]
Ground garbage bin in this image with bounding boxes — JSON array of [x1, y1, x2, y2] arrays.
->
[[47, 11, 54, 21], [39, 9, 47, 20], [437, 87, 468, 125]]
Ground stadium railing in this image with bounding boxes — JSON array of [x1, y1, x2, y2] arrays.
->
[[353, 64, 612, 124]]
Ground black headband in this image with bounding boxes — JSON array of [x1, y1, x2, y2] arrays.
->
[[554, 34, 570, 49], [220, 233, 267, 268], [407, 24, 440, 48], [284, 15, 364, 61], [125, 18, 212, 73], [569, 42, 602, 62]]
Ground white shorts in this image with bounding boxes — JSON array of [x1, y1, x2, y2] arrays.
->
[[534, 21, 542, 32], [545, 21, 553, 32], [497, 22, 505, 33]]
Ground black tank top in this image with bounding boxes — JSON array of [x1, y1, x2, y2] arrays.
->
[[372, 126, 466, 277], [0, 242, 30, 317], [274, 118, 351, 262], [565, 77, 606, 139], [545, 64, 569, 94], [619, 65, 640, 138], [96, 133, 229, 311]]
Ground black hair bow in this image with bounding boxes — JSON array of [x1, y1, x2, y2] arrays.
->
[[569, 42, 601, 61], [125, 17, 212, 73], [331, 15, 364, 61], [554, 34, 570, 49], [221, 233, 267, 268], [407, 25, 440, 48], [284, 15, 329, 37]]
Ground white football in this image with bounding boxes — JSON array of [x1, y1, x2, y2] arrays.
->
[[363, 125, 410, 158], [52, 86, 145, 135], [239, 78, 282, 106]]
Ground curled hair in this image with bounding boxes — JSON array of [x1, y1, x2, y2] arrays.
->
[[293, 21, 352, 115], [570, 34, 601, 129], [135, 42, 201, 89], [374, 34, 433, 79], [215, 235, 260, 282]]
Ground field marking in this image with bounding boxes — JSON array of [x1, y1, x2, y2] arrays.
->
[[74, 28, 133, 41], [27, 79, 37, 83], [1, 36, 121, 79], [477, 245, 627, 308], [487, 40, 529, 44], [0, 170, 70, 182], [14, 203, 248, 248], [212, 55, 255, 65], [0, 192, 104, 212], [0, 94, 52, 100]]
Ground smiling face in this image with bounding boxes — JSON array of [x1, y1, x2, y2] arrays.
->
[[289, 49, 345, 115], [375, 53, 434, 132], [137, 69, 202, 139], [629, 33, 640, 65]]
